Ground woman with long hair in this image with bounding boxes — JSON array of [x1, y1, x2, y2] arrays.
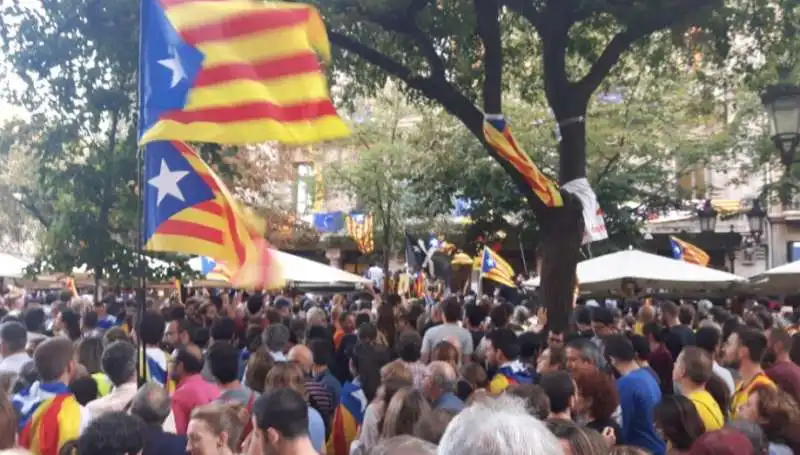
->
[[737, 384, 800, 454], [572, 365, 622, 445], [376, 302, 397, 350], [654, 395, 706, 455], [380, 387, 431, 439], [76, 337, 111, 397], [353, 360, 413, 454], [186, 403, 244, 455]]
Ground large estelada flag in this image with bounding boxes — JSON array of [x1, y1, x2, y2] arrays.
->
[[480, 246, 516, 288], [670, 236, 710, 267], [345, 212, 374, 254], [138, 0, 349, 145], [143, 141, 282, 289]]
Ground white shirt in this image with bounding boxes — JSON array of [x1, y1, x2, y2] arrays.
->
[[712, 361, 736, 396], [366, 266, 384, 290], [86, 382, 138, 418], [0, 351, 32, 375]]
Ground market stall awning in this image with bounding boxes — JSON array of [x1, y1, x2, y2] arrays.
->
[[749, 261, 800, 292], [523, 248, 745, 293], [0, 253, 29, 278]]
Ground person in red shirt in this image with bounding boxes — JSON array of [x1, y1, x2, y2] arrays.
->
[[766, 327, 800, 403], [643, 322, 674, 396], [170, 345, 220, 434]]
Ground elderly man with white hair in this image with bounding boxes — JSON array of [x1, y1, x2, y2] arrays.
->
[[423, 361, 463, 412], [437, 395, 563, 455]]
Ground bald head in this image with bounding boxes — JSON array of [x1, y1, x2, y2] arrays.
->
[[427, 361, 457, 392], [131, 383, 172, 426], [288, 344, 313, 373], [639, 305, 655, 323]]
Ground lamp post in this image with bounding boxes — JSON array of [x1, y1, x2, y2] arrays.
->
[[746, 199, 766, 243], [697, 199, 718, 233], [761, 83, 800, 167]]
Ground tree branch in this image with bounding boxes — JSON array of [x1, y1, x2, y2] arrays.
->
[[501, 0, 543, 29], [474, 0, 503, 114]]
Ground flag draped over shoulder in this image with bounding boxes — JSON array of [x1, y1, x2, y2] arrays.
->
[[143, 141, 282, 289], [483, 116, 562, 208], [480, 247, 516, 288], [139, 0, 349, 145], [670, 236, 710, 267], [345, 212, 374, 254], [15, 382, 87, 455]]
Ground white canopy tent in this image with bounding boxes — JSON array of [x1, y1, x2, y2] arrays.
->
[[0, 253, 30, 278], [522, 248, 745, 293], [188, 248, 371, 288], [749, 261, 800, 292]]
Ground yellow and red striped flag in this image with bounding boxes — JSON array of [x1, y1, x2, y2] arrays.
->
[[669, 236, 710, 266], [483, 116, 563, 208], [143, 141, 283, 289], [19, 394, 83, 455], [138, 0, 349, 145], [480, 247, 516, 288], [345, 212, 374, 254]]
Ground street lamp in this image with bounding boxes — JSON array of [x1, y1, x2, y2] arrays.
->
[[746, 198, 767, 243], [761, 83, 800, 166], [697, 199, 718, 233]]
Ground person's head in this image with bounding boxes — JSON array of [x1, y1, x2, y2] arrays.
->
[[103, 327, 129, 345], [695, 325, 723, 359], [338, 311, 356, 333], [274, 297, 292, 317], [265, 362, 306, 399], [251, 388, 310, 454], [538, 371, 575, 417], [101, 341, 136, 387], [423, 361, 456, 402], [661, 301, 680, 325], [396, 331, 421, 363], [679, 304, 696, 326], [464, 304, 486, 329], [571, 364, 618, 422], [367, 435, 436, 455], [590, 307, 615, 337], [547, 331, 565, 350], [724, 327, 767, 369], [637, 304, 655, 324], [305, 307, 327, 328], [165, 318, 193, 351], [673, 346, 713, 387], [485, 328, 519, 367], [545, 418, 607, 455], [263, 324, 290, 354], [725, 420, 769, 455], [207, 341, 241, 386], [381, 387, 431, 439], [76, 336, 104, 375], [537, 346, 566, 374], [441, 297, 462, 323], [35, 336, 78, 383], [767, 327, 794, 360], [738, 384, 800, 449], [60, 411, 145, 455], [171, 345, 205, 383], [654, 395, 705, 451], [506, 384, 550, 420], [59, 309, 82, 340], [412, 410, 455, 445], [307, 338, 331, 369], [628, 334, 650, 364], [350, 343, 382, 403], [70, 375, 99, 405], [0, 322, 26, 357], [187, 403, 244, 455], [603, 334, 636, 371], [210, 317, 236, 343], [437, 395, 562, 455], [565, 338, 602, 371], [287, 344, 313, 374], [244, 351, 275, 394], [688, 428, 755, 455], [22, 307, 45, 333], [139, 311, 166, 347], [130, 383, 172, 427], [431, 341, 459, 369]]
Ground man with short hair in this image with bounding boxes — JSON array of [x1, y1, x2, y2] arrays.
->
[[643, 321, 674, 395], [397, 330, 426, 389], [605, 334, 665, 455], [485, 328, 534, 394], [288, 344, 334, 425], [673, 346, 724, 431], [662, 301, 695, 359], [164, 318, 193, 352], [14, 337, 92, 455], [0, 321, 31, 374], [565, 337, 604, 372], [420, 297, 473, 364], [209, 342, 257, 406], [309, 339, 341, 408], [139, 311, 172, 389], [263, 323, 290, 362], [538, 371, 574, 420], [766, 327, 800, 402], [130, 383, 187, 455], [423, 361, 463, 412], [695, 326, 736, 396], [170, 345, 220, 434], [249, 388, 317, 455], [87, 341, 138, 417], [724, 327, 775, 420]]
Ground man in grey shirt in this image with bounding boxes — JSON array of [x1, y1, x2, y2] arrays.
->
[[208, 342, 258, 407], [421, 297, 473, 364]]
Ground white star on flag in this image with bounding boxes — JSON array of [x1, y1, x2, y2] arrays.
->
[[149, 159, 189, 206], [158, 48, 186, 88]]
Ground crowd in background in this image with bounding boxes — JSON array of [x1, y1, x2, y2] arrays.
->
[[0, 287, 798, 455]]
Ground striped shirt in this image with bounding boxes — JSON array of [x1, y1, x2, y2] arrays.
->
[[306, 378, 334, 422]]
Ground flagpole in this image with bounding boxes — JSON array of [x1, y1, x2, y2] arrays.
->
[[135, 0, 149, 388], [477, 247, 484, 298]]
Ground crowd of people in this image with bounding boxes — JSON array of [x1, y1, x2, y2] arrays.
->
[[0, 288, 798, 455]]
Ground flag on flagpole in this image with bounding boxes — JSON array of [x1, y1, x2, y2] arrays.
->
[[138, 0, 349, 145], [480, 247, 516, 288], [669, 236, 710, 267], [345, 212, 374, 254], [143, 141, 282, 289], [484, 116, 563, 208]]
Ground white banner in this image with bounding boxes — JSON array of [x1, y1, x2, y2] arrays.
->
[[562, 177, 608, 244]]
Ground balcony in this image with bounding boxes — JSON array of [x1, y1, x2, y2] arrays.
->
[[778, 200, 800, 222]]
